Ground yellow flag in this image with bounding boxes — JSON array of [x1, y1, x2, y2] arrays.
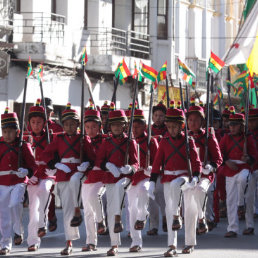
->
[[247, 32, 258, 76]]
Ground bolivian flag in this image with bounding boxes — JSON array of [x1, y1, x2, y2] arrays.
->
[[140, 62, 158, 83], [38, 64, 43, 82], [157, 61, 167, 83], [209, 51, 225, 74], [178, 58, 196, 85], [27, 57, 33, 78], [213, 94, 219, 106]]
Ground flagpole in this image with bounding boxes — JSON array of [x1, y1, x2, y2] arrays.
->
[[18, 76, 28, 167], [165, 76, 170, 108], [210, 73, 214, 127], [39, 76, 50, 144], [227, 67, 232, 105], [80, 63, 85, 163], [111, 73, 120, 109], [146, 83, 154, 167]]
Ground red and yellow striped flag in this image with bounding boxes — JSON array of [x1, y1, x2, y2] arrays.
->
[[209, 51, 225, 74]]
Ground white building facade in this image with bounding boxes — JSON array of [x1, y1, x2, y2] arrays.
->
[[0, 0, 244, 133]]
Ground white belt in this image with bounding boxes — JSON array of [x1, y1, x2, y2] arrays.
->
[[36, 161, 47, 166], [164, 170, 188, 176], [61, 157, 80, 164], [229, 159, 245, 165], [0, 170, 17, 176]]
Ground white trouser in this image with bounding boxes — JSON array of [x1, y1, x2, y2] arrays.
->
[[27, 179, 53, 247], [69, 172, 84, 208], [242, 170, 257, 229], [0, 183, 26, 250], [127, 179, 150, 248], [164, 176, 188, 247], [205, 179, 216, 221], [183, 187, 198, 246], [148, 177, 166, 229], [226, 169, 251, 233], [105, 178, 130, 246], [56, 181, 80, 240], [195, 178, 211, 219], [81, 182, 106, 246]]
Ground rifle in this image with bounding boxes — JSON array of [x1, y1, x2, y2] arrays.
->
[[146, 84, 154, 167], [243, 79, 250, 156], [210, 73, 214, 128], [179, 79, 192, 180], [18, 76, 28, 167], [80, 64, 85, 163], [204, 71, 211, 166], [165, 76, 170, 108], [125, 77, 138, 164], [111, 74, 120, 107], [227, 67, 232, 106], [38, 66, 50, 144]]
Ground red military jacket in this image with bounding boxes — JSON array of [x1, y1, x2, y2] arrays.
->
[[189, 129, 223, 181], [95, 133, 139, 184], [0, 137, 37, 186], [151, 124, 167, 138], [47, 119, 63, 133], [40, 132, 95, 182], [251, 129, 258, 171], [132, 132, 159, 186], [84, 134, 108, 184], [220, 133, 258, 177], [151, 132, 202, 183]]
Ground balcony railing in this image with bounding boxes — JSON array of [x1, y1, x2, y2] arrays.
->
[[86, 27, 150, 59], [13, 12, 65, 44]]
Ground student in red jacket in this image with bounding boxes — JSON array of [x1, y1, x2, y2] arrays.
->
[[127, 109, 158, 252], [0, 108, 37, 255], [40, 103, 94, 255], [150, 100, 202, 257], [95, 105, 139, 256], [220, 106, 258, 238], [81, 104, 107, 252], [26, 99, 56, 251]]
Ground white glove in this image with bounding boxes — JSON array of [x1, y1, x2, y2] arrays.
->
[[189, 176, 198, 188], [144, 166, 152, 176], [106, 162, 121, 178], [55, 163, 71, 173], [28, 176, 38, 185], [77, 162, 90, 172], [120, 165, 133, 175], [148, 181, 155, 200], [202, 164, 214, 175], [16, 168, 28, 178], [45, 169, 57, 177], [181, 182, 191, 192]]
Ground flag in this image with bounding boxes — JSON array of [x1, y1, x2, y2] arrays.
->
[[157, 61, 167, 83], [140, 62, 158, 83], [223, 1, 258, 66], [82, 47, 88, 65], [217, 86, 223, 99], [237, 86, 244, 97], [161, 91, 166, 101], [115, 59, 131, 85], [178, 58, 196, 85], [209, 51, 225, 74], [133, 61, 138, 80], [27, 57, 33, 78], [233, 70, 249, 85], [213, 94, 219, 106], [37, 64, 43, 82], [191, 80, 196, 90]]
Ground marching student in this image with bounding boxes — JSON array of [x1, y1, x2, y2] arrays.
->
[[219, 106, 257, 238], [186, 99, 222, 235], [40, 103, 94, 255], [101, 101, 110, 134], [95, 104, 138, 256], [81, 104, 107, 252], [0, 108, 37, 255], [127, 108, 158, 252], [149, 100, 202, 257], [26, 99, 56, 251], [148, 101, 167, 236]]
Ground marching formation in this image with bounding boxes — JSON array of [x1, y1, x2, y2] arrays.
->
[[1, 94, 258, 257]]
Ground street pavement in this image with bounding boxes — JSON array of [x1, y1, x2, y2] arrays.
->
[[6, 208, 258, 257]]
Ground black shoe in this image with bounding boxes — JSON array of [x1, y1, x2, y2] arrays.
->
[[14, 233, 23, 245], [198, 219, 208, 234], [70, 215, 83, 227], [114, 222, 123, 233], [207, 220, 217, 232], [28, 244, 39, 252], [38, 227, 47, 238], [172, 217, 182, 231], [0, 248, 10, 255], [224, 231, 237, 238], [48, 216, 57, 232], [243, 227, 254, 235]]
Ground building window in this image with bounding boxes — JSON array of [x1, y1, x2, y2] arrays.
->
[[14, 0, 21, 13], [157, 0, 168, 39], [132, 0, 149, 35], [84, 0, 88, 29], [51, 0, 56, 20]]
